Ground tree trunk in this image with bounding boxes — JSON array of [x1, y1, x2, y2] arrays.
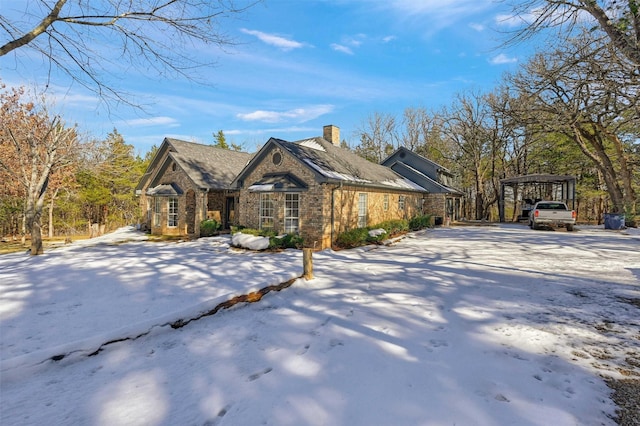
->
[[609, 130, 637, 214], [25, 195, 45, 255], [48, 188, 58, 238], [573, 125, 626, 213], [30, 217, 44, 255]]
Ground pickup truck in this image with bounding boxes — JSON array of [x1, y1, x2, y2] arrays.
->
[[528, 201, 576, 231]]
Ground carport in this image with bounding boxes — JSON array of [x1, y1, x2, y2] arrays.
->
[[499, 174, 576, 222]]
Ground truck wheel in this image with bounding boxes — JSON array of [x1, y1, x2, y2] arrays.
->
[[566, 224, 574, 232]]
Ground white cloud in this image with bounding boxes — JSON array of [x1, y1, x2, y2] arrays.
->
[[489, 53, 517, 65], [331, 43, 354, 55], [384, 0, 493, 33], [121, 116, 179, 127], [469, 23, 485, 32], [237, 105, 334, 123], [382, 35, 397, 43], [240, 28, 305, 51], [225, 126, 316, 136]]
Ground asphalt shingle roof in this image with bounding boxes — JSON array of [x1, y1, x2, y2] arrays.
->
[[276, 137, 424, 191], [165, 138, 253, 189]]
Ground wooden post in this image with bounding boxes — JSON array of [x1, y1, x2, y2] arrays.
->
[[303, 248, 313, 280]]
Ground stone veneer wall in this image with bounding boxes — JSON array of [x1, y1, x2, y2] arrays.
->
[[138, 157, 206, 237], [423, 193, 447, 221], [237, 145, 428, 249], [331, 187, 425, 237], [237, 146, 322, 237]]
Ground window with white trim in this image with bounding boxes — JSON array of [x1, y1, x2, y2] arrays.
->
[[284, 193, 300, 233], [358, 193, 368, 228], [168, 197, 178, 227], [154, 197, 162, 227], [383, 194, 389, 211], [260, 193, 274, 230], [398, 195, 405, 211]]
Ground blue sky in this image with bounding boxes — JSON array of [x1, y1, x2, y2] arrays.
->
[[2, 0, 529, 155]]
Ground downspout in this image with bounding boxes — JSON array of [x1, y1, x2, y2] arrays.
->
[[330, 182, 343, 248]]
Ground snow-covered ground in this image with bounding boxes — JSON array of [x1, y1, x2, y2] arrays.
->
[[1, 224, 638, 425]]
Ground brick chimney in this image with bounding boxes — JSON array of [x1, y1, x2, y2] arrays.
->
[[323, 125, 340, 146]]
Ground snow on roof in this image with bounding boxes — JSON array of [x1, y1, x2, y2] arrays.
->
[[379, 178, 426, 191], [297, 139, 326, 152], [247, 184, 275, 192], [302, 159, 371, 183]]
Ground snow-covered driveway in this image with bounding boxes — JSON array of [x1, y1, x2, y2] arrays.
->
[[1, 225, 638, 425]]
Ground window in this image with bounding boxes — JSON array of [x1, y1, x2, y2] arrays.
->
[[272, 151, 282, 166], [399, 195, 405, 211], [284, 193, 300, 233], [383, 194, 389, 211], [154, 197, 162, 227], [260, 193, 274, 230], [358, 193, 368, 228], [168, 197, 178, 227]]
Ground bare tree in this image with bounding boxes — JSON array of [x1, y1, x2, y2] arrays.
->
[[440, 92, 499, 220], [502, 0, 640, 65], [0, 0, 259, 104], [355, 112, 399, 163], [0, 85, 79, 254], [508, 32, 639, 214]]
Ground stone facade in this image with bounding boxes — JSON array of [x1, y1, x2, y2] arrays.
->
[[138, 160, 200, 236], [139, 157, 239, 237], [237, 144, 427, 249]]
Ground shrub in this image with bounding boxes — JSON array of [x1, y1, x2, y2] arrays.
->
[[409, 214, 433, 231], [366, 228, 388, 243], [269, 233, 304, 249], [335, 228, 370, 249], [200, 219, 220, 237], [233, 227, 276, 238], [230, 225, 246, 234], [375, 219, 409, 236], [231, 226, 302, 249]]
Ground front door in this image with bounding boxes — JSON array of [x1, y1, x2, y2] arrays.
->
[[225, 197, 235, 229]]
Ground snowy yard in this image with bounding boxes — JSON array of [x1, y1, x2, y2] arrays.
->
[[1, 224, 639, 425]]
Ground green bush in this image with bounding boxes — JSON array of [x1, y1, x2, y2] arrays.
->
[[230, 225, 246, 234], [200, 219, 220, 237], [366, 228, 388, 243], [409, 214, 433, 231], [269, 233, 304, 249], [232, 226, 302, 249], [335, 228, 370, 248], [375, 219, 409, 235], [232, 227, 276, 238]]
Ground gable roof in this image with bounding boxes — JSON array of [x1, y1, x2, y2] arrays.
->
[[146, 183, 183, 196], [234, 136, 426, 192], [382, 146, 453, 177], [381, 147, 461, 195], [388, 161, 462, 195], [137, 138, 253, 191]]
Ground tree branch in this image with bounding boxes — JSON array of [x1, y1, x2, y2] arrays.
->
[[0, 0, 67, 56]]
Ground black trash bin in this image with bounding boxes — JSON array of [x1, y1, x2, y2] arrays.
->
[[604, 213, 625, 230], [434, 216, 443, 226]]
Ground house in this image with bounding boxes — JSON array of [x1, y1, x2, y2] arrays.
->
[[136, 138, 253, 237], [381, 147, 463, 223], [232, 125, 428, 249]]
